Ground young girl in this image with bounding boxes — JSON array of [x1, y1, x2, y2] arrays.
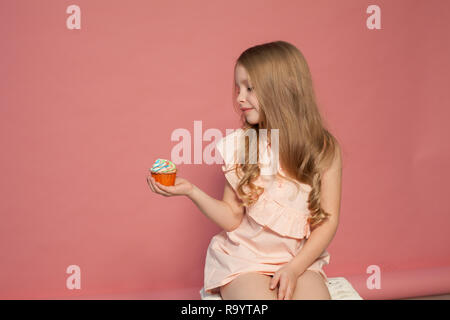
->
[[147, 41, 342, 300]]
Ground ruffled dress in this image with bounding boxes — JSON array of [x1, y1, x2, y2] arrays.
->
[[203, 128, 330, 295]]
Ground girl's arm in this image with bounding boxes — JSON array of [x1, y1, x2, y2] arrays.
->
[[187, 180, 245, 232], [289, 144, 343, 276]]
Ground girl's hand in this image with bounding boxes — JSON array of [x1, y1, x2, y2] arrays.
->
[[269, 262, 299, 300], [146, 176, 194, 197]]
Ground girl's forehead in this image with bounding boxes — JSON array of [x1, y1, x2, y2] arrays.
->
[[235, 64, 253, 85], [236, 78, 249, 85]]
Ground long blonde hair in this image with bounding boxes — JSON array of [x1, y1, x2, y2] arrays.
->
[[228, 40, 341, 230]]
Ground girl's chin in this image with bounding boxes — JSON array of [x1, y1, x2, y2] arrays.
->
[[245, 117, 260, 124]]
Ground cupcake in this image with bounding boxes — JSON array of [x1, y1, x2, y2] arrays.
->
[[150, 158, 177, 186]]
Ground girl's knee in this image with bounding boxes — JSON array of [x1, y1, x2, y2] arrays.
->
[[292, 270, 331, 300]]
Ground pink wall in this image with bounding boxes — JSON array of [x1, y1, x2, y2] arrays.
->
[[1, 0, 449, 299]]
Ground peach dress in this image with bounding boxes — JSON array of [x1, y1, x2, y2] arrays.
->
[[203, 128, 330, 295]]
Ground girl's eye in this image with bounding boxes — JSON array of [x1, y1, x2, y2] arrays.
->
[[235, 86, 254, 94]]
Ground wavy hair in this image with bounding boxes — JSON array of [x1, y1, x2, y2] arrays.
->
[[228, 40, 341, 230]]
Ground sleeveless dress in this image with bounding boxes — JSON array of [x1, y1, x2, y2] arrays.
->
[[203, 128, 330, 295]]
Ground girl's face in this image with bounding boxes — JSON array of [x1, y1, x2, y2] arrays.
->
[[235, 64, 260, 124]]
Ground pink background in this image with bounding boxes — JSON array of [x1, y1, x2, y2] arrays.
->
[[1, 0, 449, 299]]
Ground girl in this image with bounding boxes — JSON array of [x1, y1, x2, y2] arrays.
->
[[147, 41, 342, 300]]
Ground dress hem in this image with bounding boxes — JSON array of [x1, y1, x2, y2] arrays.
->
[[205, 270, 275, 295]]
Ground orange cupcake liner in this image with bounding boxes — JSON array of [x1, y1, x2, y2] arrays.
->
[[151, 170, 177, 186]]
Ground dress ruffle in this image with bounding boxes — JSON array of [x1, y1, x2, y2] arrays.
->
[[222, 163, 241, 193], [216, 128, 313, 240], [216, 128, 247, 192], [246, 190, 311, 240]]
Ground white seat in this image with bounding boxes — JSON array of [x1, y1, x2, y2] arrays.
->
[[199, 277, 363, 300]]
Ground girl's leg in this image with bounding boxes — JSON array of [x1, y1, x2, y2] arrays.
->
[[291, 270, 331, 300], [219, 272, 278, 300]]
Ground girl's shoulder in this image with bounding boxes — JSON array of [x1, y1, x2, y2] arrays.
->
[[215, 128, 247, 168], [216, 127, 281, 176]]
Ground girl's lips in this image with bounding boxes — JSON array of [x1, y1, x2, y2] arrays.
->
[[242, 108, 254, 112]]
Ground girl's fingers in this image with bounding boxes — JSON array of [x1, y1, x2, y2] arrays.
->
[[147, 176, 155, 192], [284, 284, 292, 300], [154, 180, 173, 196], [158, 183, 174, 192], [148, 176, 180, 197], [147, 176, 170, 196], [270, 273, 279, 289], [278, 278, 287, 300]]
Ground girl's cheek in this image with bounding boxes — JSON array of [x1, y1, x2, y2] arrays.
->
[[250, 98, 259, 110]]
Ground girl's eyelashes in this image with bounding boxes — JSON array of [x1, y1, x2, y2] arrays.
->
[[235, 86, 254, 93]]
